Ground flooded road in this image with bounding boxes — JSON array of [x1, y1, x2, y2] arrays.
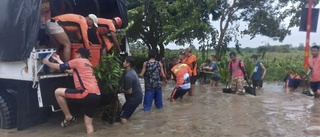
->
[[1, 82, 320, 137]]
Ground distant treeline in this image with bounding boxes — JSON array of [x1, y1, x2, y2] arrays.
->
[[237, 44, 305, 53]]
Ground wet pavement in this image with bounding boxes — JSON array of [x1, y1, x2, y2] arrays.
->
[[1, 81, 320, 137]]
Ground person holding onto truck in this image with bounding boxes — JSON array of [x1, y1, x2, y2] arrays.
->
[[170, 57, 192, 102], [227, 52, 249, 95], [42, 48, 101, 134], [182, 48, 197, 96], [46, 13, 98, 61], [97, 17, 123, 55], [118, 56, 143, 124], [138, 50, 166, 111]]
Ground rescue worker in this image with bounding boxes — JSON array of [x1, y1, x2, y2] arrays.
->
[[46, 13, 98, 61], [97, 17, 122, 55], [182, 48, 197, 96], [170, 57, 192, 102]]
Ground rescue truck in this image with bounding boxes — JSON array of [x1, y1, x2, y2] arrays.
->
[[0, 0, 129, 130]]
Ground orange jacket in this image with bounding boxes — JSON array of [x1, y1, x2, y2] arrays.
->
[[53, 14, 89, 48], [97, 18, 116, 34], [182, 55, 197, 76], [171, 63, 192, 88], [96, 18, 117, 51]]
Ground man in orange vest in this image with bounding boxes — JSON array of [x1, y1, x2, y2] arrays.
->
[[46, 13, 98, 61], [182, 48, 197, 96], [97, 17, 122, 55], [170, 57, 192, 102]]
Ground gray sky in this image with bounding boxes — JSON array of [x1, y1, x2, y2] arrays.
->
[[167, 5, 320, 49]]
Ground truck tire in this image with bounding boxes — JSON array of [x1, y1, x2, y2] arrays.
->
[[0, 92, 16, 129]]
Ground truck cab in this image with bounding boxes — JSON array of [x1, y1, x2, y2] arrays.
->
[[0, 0, 129, 130]]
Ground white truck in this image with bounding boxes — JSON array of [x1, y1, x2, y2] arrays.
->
[[0, 0, 129, 130]]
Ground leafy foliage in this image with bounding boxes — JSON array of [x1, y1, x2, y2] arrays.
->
[[217, 56, 229, 83], [209, 0, 319, 60], [93, 52, 123, 94], [243, 57, 255, 86], [127, 0, 218, 58]]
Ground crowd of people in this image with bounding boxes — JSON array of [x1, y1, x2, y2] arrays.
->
[[41, 44, 320, 134], [41, 48, 267, 134]]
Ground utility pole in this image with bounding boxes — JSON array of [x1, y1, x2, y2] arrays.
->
[[305, 0, 313, 70]]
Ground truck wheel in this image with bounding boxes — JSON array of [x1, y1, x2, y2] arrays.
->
[[0, 92, 16, 129]]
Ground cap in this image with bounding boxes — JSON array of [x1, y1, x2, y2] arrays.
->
[[76, 48, 91, 59], [179, 51, 185, 55], [250, 54, 258, 59], [88, 14, 98, 27]]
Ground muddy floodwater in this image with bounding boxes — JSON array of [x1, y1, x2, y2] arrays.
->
[[2, 81, 320, 137]]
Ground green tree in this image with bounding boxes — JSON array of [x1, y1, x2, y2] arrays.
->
[[127, 0, 218, 59], [211, 0, 319, 59]]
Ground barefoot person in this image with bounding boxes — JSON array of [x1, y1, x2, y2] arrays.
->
[[170, 57, 192, 102], [118, 56, 143, 124], [42, 48, 101, 134]]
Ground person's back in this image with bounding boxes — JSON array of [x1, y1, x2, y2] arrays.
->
[[170, 62, 191, 102], [144, 61, 161, 90], [97, 18, 116, 34], [68, 58, 100, 97], [53, 14, 87, 31], [252, 60, 263, 80], [171, 63, 191, 89], [124, 69, 143, 104]]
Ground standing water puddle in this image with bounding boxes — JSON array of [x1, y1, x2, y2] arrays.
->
[[0, 82, 319, 137]]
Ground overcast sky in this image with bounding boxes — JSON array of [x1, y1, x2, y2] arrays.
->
[[167, 5, 320, 49]]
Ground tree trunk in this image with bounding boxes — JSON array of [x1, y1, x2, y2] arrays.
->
[[159, 43, 165, 60]]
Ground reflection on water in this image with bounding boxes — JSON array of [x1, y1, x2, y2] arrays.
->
[[1, 82, 320, 137]]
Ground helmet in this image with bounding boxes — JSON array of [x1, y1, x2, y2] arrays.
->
[[113, 17, 122, 28]]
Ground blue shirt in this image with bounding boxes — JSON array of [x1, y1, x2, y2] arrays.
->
[[210, 61, 219, 73]]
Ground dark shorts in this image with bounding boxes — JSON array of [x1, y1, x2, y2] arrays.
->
[[286, 77, 301, 89], [171, 87, 190, 99], [211, 74, 220, 81], [310, 82, 320, 92], [67, 93, 101, 118], [120, 102, 140, 119], [252, 80, 263, 87], [65, 88, 86, 99], [190, 76, 197, 84]]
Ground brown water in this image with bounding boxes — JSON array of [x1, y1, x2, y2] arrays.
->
[[1, 82, 320, 137]]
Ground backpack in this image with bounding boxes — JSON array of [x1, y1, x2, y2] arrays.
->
[[229, 60, 247, 80]]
